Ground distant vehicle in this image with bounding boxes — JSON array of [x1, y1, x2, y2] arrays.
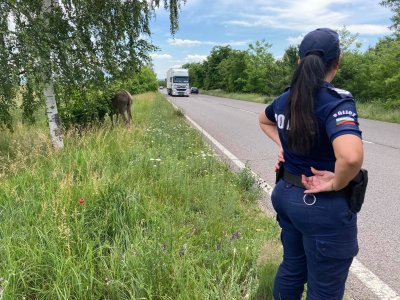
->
[[159, 86, 164, 90], [190, 87, 199, 94], [166, 68, 190, 97]]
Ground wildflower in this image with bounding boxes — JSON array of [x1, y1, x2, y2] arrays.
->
[[179, 244, 187, 257], [78, 197, 85, 204], [231, 230, 241, 240]]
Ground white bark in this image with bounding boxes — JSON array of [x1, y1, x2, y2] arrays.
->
[[44, 83, 64, 150], [43, 0, 64, 150]]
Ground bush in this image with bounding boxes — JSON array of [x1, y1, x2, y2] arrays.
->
[[383, 98, 400, 110], [57, 67, 158, 129]]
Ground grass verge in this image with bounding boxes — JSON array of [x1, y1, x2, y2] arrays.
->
[[200, 90, 400, 124], [357, 101, 400, 123], [201, 89, 274, 104], [0, 92, 280, 299]]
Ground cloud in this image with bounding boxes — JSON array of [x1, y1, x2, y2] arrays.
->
[[221, 0, 391, 36], [151, 53, 173, 59], [224, 1, 350, 32], [287, 34, 305, 45], [168, 38, 203, 46], [185, 54, 207, 63], [168, 38, 249, 47], [346, 24, 391, 35]]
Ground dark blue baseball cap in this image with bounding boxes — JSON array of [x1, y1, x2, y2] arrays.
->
[[299, 28, 340, 64]]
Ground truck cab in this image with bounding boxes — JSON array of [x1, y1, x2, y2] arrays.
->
[[166, 68, 190, 97]]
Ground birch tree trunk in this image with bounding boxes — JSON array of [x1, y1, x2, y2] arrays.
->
[[43, 0, 64, 150], [44, 83, 64, 149]]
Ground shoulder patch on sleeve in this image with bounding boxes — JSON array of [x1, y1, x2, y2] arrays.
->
[[326, 86, 353, 99]]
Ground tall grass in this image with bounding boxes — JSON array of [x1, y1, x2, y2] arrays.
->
[[201, 90, 274, 104], [357, 101, 400, 123], [0, 92, 280, 299], [201, 90, 400, 123]]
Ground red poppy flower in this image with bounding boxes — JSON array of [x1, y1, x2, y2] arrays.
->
[[79, 197, 85, 204]]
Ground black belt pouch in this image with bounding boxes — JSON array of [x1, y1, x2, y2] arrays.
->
[[347, 169, 368, 213]]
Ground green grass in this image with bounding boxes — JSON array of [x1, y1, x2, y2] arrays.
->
[[357, 101, 400, 123], [201, 90, 400, 124], [0, 92, 280, 299], [201, 89, 274, 104]]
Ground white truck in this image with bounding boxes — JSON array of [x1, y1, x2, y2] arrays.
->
[[166, 68, 190, 96]]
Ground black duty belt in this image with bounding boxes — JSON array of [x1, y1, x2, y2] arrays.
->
[[282, 169, 305, 188], [277, 166, 368, 213], [280, 168, 355, 195]]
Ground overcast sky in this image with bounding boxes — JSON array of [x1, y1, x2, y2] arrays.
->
[[149, 0, 393, 79]]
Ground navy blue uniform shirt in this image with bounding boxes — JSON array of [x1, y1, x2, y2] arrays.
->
[[265, 82, 362, 177]]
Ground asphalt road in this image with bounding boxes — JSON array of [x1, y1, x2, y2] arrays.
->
[[167, 92, 400, 300]]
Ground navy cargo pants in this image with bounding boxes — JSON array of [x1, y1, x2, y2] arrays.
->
[[271, 179, 358, 300]]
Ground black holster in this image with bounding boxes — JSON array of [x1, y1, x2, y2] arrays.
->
[[275, 162, 284, 184], [346, 169, 368, 213]]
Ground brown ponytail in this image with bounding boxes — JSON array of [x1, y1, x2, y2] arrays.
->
[[284, 53, 328, 155]]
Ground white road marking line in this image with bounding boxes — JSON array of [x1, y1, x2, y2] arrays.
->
[[350, 260, 400, 300], [167, 97, 400, 300], [363, 140, 374, 144]]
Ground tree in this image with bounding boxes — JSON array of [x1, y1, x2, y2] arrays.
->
[[203, 46, 233, 90], [333, 27, 365, 96], [270, 45, 298, 95], [364, 37, 400, 102], [183, 62, 206, 88], [1, 0, 186, 148], [381, 0, 400, 34], [244, 40, 275, 94], [217, 50, 248, 92], [337, 26, 362, 52]]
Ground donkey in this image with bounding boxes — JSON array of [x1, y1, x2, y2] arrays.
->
[[111, 90, 132, 126]]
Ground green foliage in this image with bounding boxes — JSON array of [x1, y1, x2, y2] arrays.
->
[[244, 40, 276, 94], [0, 0, 186, 129], [0, 3, 16, 130], [184, 62, 206, 88], [337, 26, 362, 52], [236, 167, 255, 191], [57, 66, 159, 128], [157, 79, 166, 87], [334, 36, 400, 104], [185, 40, 291, 97], [185, 30, 399, 111], [203, 46, 234, 90], [218, 50, 249, 92]]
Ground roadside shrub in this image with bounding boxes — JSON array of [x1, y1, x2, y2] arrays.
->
[[383, 98, 400, 110], [57, 67, 158, 129]]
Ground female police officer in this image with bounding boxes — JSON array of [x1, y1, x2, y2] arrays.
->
[[259, 28, 364, 300]]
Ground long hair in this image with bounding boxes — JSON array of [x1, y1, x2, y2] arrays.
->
[[284, 52, 337, 155]]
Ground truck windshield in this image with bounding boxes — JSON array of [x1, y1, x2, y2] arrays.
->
[[173, 76, 189, 83]]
